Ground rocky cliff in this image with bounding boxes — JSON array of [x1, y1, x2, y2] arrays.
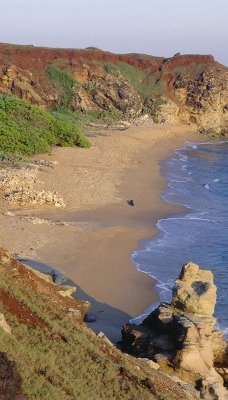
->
[[0, 43, 227, 134], [121, 262, 228, 400]]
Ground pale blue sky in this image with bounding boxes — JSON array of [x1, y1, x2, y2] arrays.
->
[[0, 0, 227, 66]]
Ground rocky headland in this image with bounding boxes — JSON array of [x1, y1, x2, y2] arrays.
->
[[121, 262, 228, 399], [0, 43, 227, 135]]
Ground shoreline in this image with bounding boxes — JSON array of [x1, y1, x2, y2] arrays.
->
[[0, 124, 201, 342]]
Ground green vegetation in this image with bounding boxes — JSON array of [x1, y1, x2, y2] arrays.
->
[[46, 66, 77, 109], [86, 109, 124, 124], [45, 60, 168, 124], [82, 81, 97, 91], [51, 108, 125, 130], [103, 62, 166, 100], [103, 63, 117, 74], [85, 46, 102, 51], [0, 96, 91, 156], [0, 258, 155, 400]]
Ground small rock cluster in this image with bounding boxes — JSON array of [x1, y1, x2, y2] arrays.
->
[[29, 159, 59, 168], [0, 164, 65, 207], [0, 167, 37, 191], [4, 189, 65, 207], [20, 217, 68, 226]]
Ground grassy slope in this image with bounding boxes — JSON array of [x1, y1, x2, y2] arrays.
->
[[0, 249, 196, 400]]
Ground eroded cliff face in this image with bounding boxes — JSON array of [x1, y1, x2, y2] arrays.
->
[[0, 43, 227, 134], [121, 263, 228, 400]]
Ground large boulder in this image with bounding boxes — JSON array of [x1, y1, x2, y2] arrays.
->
[[171, 262, 216, 316]]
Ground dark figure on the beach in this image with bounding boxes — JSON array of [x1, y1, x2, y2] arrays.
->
[[127, 199, 134, 206]]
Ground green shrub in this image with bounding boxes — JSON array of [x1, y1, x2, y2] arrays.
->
[[85, 46, 102, 51], [46, 66, 76, 109], [82, 81, 97, 91], [114, 62, 167, 99], [52, 113, 91, 148], [103, 63, 117, 74], [0, 96, 91, 155]]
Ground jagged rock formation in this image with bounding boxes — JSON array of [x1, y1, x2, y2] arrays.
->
[[71, 63, 143, 117], [121, 262, 228, 399], [0, 43, 227, 134]]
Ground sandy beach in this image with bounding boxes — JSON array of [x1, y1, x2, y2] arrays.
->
[[0, 124, 200, 342]]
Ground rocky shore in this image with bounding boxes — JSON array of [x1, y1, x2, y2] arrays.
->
[[121, 262, 228, 399]]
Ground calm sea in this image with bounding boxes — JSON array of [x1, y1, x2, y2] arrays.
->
[[131, 140, 228, 339]]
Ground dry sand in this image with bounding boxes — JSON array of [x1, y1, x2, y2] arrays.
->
[[0, 124, 200, 342]]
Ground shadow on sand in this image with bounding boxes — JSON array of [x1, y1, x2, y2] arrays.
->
[[16, 257, 131, 343]]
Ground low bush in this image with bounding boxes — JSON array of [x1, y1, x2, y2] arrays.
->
[[85, 46, 102, 51], [0, 96, 91, 156], [46, 66, 77, 109], [82, 81, 97, 91]]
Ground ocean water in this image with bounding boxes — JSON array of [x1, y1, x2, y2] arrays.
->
[[131, 140, 228, 339]]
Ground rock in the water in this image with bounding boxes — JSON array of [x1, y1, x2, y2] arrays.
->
[[84, 312, 96, 322], [121, 262, 228, 400], [171, 262, 216, 316]]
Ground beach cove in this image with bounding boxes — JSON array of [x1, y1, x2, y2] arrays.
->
[[0, 124, 200, 342]]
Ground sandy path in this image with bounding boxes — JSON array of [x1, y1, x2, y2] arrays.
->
[[0, 124, 200, 342]]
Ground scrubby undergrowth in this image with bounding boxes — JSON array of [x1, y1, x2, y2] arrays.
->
[[0, 96, 91, 156]]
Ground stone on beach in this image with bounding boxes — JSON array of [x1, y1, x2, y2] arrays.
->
[[51, 271, 68, 285], [84, 312, 96, 322], [0, 165, 65, 207]]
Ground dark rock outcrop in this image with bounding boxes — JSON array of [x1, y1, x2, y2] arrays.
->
[[121, 262, 228, 399]]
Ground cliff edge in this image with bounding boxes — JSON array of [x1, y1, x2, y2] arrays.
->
[[0, 43, 227, 135]]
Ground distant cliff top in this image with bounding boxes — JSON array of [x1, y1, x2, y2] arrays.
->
[[0, 43, 227, 135]]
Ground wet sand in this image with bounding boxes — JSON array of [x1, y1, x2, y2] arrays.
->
[[0, 124, 200, 342]]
